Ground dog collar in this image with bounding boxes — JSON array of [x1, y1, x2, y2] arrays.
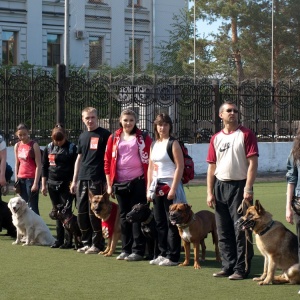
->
[[142, 211, 154, 226], [177, 213, 196, 229], [258, 220, 274, 236]]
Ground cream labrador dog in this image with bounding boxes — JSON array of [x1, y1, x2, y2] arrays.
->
[[8, 196, 55, 246]]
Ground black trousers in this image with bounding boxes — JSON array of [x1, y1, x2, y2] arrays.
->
[[115, 178, 146, 256], [214, 178, 254, 275], [48, 181, 74, 245], [152, 195, 181, 262], [76, 180, 105, 249]]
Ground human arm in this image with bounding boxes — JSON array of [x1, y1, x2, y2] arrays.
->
[[104, 134, 113, 196], [286, 153, 297, 224], [207, 163, 216, 209], [31, 142, 42, 192], [168, 140, 184, 200], [146, 153, 154, 202], [243, 155, 258, 202], [41, 147, 49, 196], [14, 143, 19, 182], [0, 146, 7, 186], [70, 153, 82, 194]]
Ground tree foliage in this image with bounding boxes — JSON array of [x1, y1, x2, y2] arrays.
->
[[155, 0, 300, 83]]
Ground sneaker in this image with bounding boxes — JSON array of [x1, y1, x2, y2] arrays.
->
[[298, 290, 300, 295], [159, 258, 178, 266], [149, 256, 166, 265], [85, 245, 100, 254], [213, 270, 232, 278], [228, 272, 245, 280], [77, 245, 90, 253], [125, 253, 144, 261], [116, 252, 129, 260]]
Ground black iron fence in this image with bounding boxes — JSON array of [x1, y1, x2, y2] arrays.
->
[[1, 66, 300, 145]]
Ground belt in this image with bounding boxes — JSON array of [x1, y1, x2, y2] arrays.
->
[[134, 175, 144, 181]]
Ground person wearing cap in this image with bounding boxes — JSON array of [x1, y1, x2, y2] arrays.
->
[[147, 113, 187, 266], [104, 109, 152, 261]]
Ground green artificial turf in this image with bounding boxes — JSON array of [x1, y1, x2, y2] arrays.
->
[[1, 181, 299, 300]]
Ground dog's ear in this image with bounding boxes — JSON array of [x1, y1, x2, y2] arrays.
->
[[255, 200, 265, 214], [7, 199, 12, 211]]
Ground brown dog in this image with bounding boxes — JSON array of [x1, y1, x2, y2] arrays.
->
[[236, 199, 300, 285], [89, 191, 121, 257], [169, 203, 221, 269]]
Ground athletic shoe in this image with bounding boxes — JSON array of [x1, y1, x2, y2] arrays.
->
[[77, 245, 90, 253], [125, 253, 144, 261], [149, 256, 166, 265], [85, 245, 100, 254], [116, 252, 129, 260], [158, 258, 178, 266]]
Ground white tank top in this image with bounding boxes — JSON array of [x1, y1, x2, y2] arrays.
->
[[151, 138, 175, 179]]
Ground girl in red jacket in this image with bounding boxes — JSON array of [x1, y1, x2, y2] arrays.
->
[[104, 109, 152, 261]]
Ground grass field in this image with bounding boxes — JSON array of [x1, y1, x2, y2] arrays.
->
[[1, 181, 299, 300]]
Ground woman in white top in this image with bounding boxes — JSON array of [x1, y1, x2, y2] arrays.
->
[[147, 113, 186, 266]]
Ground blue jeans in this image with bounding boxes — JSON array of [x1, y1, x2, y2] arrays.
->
[[19, 178, 40, 215]]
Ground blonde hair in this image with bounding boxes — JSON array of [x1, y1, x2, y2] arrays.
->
[[82, 107, 97, 116]]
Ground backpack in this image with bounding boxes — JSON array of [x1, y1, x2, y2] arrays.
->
[[167, 137, 194, 184], [151, 137, 195, 184]]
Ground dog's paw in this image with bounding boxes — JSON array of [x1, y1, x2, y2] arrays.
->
[[179, 261, 189, 267], [12, 240, 21, 245], [253, 276, 265, 282], [103, 252, 113, 257]]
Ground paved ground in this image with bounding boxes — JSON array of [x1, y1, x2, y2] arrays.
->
[[191, 171, 286, 185]]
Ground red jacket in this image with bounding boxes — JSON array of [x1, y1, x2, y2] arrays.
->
[[104, 128, 152, 185]]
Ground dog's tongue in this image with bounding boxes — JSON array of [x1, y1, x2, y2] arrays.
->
[[170, 220, 177, 225]]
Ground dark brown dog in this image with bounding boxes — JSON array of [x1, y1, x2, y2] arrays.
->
[[236, 199, 300, 285], [56, 203, 83, 250], [89, 191, 121, 257], [169, 203, 220, 269]]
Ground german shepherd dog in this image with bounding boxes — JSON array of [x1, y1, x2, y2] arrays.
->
[[236, 200, 300, 285], [89, 191, 121, 257]]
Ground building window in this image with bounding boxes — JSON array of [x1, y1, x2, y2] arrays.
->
[[129, 0, 141, 7], [2, 31, 17, 65], [89, 37, 103, 69], [88, 0, 104, 3], [47, 34, 61, 67], [129, 39, 142, 72]]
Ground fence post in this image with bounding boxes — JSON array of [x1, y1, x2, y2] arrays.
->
[[213, 79, 221, 132], [56, 64, 66, 126]]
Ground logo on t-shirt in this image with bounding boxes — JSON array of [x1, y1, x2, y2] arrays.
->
[[90, 137, 99, 150], [219, 142, 230, 152]]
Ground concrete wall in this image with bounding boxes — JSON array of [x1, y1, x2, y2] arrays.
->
[[6, 142, 292, 176]]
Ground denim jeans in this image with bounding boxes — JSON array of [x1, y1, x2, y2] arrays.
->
[[19, 178, 40, 215]]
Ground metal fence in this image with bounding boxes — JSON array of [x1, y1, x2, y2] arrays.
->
[[1, 67, 300, 145]]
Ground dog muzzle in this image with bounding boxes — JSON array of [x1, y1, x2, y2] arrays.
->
[[49, 209, 58, 220], [235, 217, 255, 231]]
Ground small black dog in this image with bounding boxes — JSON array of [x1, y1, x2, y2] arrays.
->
[[0, 199, 16, 238], [50, 202, 83, 250], [126, 203, 159, 260]]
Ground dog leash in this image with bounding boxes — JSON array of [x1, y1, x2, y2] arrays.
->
[[237, 199, 253, 274]]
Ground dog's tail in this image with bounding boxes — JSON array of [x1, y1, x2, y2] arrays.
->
[[287, 264, 300, 284]]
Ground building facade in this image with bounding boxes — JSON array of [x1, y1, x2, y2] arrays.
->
[[0, 0, 186, 69]]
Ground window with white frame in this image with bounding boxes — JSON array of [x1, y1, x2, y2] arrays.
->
[[129, 39, 142, 72], [129, 0, 141, 7], [89, 36, 103, 69], [2, 31, 17, 65], [47, 34, 61, 67]]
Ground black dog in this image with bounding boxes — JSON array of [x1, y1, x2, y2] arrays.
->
[[54, 203, 83, 250], [0, 199, 16, 238], [126, 203, 159, 260]]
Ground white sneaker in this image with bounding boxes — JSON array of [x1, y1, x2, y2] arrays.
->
[[298, 289, 300, 295], [116, 252, 129, 260], [77, 246, 90, 253], [85, 245, 100, 254], [159, 258, 178, 266], [149, 256, 167, 265]]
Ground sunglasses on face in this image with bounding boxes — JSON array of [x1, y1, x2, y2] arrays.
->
[[225, 109, 238, 113]]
